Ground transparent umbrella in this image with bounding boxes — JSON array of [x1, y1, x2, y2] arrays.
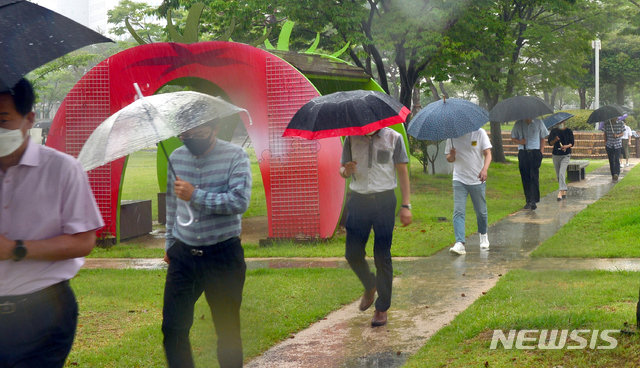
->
[[78, 85, 250, 226]]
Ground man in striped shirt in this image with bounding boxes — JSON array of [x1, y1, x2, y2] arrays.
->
[[163, 120, 252, 368], [600, 117, 625, 181]]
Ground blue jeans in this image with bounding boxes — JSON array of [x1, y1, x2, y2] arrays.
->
[[453, 180, 488, 243], [162, 237, 246, 368], [345, 190, 396, 312], [0, 281, 78, 368]]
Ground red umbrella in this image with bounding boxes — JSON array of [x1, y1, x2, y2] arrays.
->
[[283, 90, 410, 140]]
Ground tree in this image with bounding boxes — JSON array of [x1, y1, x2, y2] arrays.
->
[[157, 0, 469, 111], [599, 34, 640, 105], [108, 0, 167, 43], [448, 0, 611, 162]]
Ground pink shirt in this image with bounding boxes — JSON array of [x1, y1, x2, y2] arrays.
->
[[0, 139, 104, 295]]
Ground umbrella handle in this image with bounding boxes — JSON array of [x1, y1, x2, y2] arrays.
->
[[176, 198, 195, 227]]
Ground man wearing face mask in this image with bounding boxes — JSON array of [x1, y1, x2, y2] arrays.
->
[[340, 127, 412, 327], [0, 78, 104, 367], [163, 120, 252, 368]]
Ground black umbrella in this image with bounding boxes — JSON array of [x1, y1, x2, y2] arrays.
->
[[0, 0, 113, 91], [489, 96, 553, 122], [586, 105, 627, 124], [542, 112, 574, 130], [282, 90, 410, 140]]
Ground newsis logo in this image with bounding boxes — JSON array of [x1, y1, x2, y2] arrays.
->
[[490, 329, 620, 350]]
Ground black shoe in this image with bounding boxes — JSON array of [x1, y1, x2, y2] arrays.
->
[[523, 203, 532, 209], [530, 202, 537, 210], [557, 196, 562, 201], [613, 175, 619, 182], [562, 195, 567, 199]]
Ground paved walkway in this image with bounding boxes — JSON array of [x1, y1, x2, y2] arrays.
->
[[83, 160, 637, 367]]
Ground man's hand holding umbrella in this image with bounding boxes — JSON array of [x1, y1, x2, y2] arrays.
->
[[174, 177, 195, 202]]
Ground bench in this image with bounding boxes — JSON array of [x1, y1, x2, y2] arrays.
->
[[567, 160, 589, 182]]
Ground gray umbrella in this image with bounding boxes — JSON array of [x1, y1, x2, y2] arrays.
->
[[489, 96, 553, 122], [586, 105, 628, 124]]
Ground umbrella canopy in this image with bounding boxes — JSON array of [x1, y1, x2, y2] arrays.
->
[[489, 96, 553, 122], [407, 98, 489, 141], [0, 0, 112, 91], [77, 91, 250, 172], [282, 90, 410, 140], [542, 112, 574, 130], [586, 105, 627, 124]]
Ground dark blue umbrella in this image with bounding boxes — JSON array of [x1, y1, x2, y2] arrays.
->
[[407, 98, 489, 140], [542, 112, 574, 129]]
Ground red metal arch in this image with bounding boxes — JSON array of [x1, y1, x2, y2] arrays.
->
[[47, 41, 344, 241]]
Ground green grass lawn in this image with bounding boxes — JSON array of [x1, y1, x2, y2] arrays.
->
[[67, 267, 360, 367], [532, 164, 640, 258], [404, 269, 640, 368], [104, 152, 605, 258]]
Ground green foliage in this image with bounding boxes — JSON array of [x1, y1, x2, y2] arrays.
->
[[408, 136, 442, 174], [561, 109, 599, 130], [532, 165, 640, 258], [107, 0, 166, 43]]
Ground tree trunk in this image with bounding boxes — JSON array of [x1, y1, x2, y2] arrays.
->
[[616, 82, 626, 105], [578, 87, 587, 109], [484, 90, 506, 163], [489, 121, 506, 163], [426, 78, 440, 100]]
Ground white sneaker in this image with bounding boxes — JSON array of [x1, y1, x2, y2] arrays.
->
[[449, 242, 466, 255], [479, 233, 490, 250]]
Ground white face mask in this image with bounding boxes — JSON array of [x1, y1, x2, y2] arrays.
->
[[0, 126, 25, 157]]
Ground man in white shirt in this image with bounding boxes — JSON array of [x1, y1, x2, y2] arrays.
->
[[445, 129, 492, 255], [340, 127, 412, 327]]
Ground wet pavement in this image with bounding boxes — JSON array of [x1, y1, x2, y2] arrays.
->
[[82, 161, 637, 368], [244, 162, 636, 368]]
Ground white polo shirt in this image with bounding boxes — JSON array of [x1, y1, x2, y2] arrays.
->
[[341, 128, 409, 194], [445, 129, 492, 185]]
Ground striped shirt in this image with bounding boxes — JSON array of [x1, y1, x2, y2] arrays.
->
[[600, 120, 624, 149], [165, 139, 252, 250]]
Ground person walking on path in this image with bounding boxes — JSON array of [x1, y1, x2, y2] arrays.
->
[[600, 117, 625, 181], [445, 128, 492, 256], [163, 120, 252, 368], [340, 127, 412, 327], [547, 122, 574, 201], [511, 118, 549, 210], [0, 78, 104, 367], [621, 120, 632, 168]]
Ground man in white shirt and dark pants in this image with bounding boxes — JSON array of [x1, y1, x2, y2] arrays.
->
[[445, 129, 492, 255], [340, 127, 412, 327]]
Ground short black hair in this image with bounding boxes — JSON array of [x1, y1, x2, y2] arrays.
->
[[7, 78, 35, 116]]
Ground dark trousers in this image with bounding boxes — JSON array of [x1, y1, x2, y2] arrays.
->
[[606, 146, 621, 177], [518, 149, 543, 204], [0, 281, 78, 368], [162, 237, 246, 368], [345, 190, 396, 312]]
